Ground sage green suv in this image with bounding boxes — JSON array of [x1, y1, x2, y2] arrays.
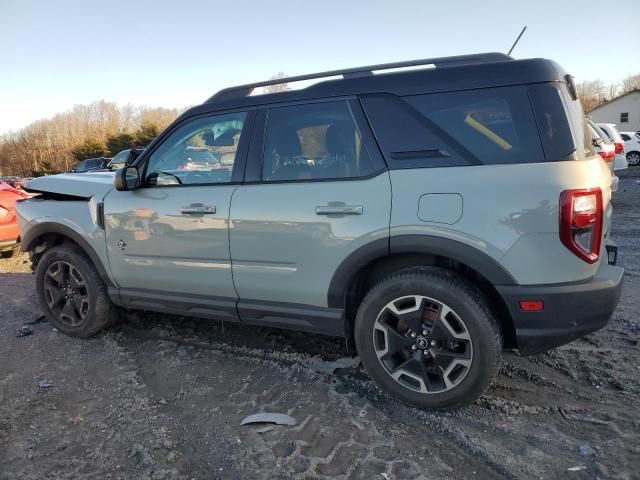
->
[[16, 53, 624, 409]]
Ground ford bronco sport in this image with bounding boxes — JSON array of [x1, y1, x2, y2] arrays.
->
[[16, 53, 624, 409]]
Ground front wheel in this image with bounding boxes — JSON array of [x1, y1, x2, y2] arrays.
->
[[627, 152, 640, 166], [355, 268, 502, 409], [36, 244, 117, 337]]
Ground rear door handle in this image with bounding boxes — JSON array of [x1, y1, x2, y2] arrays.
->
[[315, 205, 363, 215], [180, 204, 216, 214]]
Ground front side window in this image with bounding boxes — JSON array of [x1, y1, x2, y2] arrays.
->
[[145, 112, 246, 186], [262, 102, 375, 181], [621, 112, 629, 123]]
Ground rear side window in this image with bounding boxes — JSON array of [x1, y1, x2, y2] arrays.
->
[[406, 87, 545, 165], [527, 83, 577, 161], [262, 101, 377, 182], [621, 133, 631, 141]]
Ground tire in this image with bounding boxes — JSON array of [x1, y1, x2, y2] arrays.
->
[[627, 151, 640, 166], [355, 268, 502, 409], [36, 243, 117, 337]]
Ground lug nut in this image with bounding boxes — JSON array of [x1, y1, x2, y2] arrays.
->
[[430, 340, 437, 347], [422, 330, 428, 336], [410, 332, 417, 339], [411, 345, 418, 351]]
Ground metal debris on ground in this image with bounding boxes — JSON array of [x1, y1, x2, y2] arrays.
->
[[567, 466, 586, 472], [240, 413, 297, 426], [559, 408, 609, 425], [304, 356, 361, 375], [578, 445, 595, 456], [38, 380, 52, 388], [16, 326, 33, 337], [25, 314, 47, 325], [255, 426, 275, 434]]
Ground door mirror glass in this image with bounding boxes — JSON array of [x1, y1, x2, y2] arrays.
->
[[114, 166, 140, 191]]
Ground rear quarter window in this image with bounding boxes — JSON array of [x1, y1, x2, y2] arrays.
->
[[362, 86, 548, 168], [406, 87, 545, 165]]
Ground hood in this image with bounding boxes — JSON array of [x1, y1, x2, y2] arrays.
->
[[24, 172, 116, 200]]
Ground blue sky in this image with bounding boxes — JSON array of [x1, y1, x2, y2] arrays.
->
[[1, 0, 638, 134]]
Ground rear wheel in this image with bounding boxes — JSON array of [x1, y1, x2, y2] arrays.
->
[[355, 268, 502, 409], [627, 151, 640, 166], [36, 244, 117, 337]]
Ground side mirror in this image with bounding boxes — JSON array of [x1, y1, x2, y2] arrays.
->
[[114, 166, 141, 191]]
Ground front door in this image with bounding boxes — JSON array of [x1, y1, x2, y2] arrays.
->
[[104, 110, 253, 306]]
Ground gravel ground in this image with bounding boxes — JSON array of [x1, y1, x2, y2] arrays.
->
[[0, 171, 639, 479]]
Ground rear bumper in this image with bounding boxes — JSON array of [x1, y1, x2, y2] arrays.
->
[[497, 262, 624, 354]]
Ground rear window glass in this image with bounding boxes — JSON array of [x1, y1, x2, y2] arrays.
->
[[405, 86, 545, 165]]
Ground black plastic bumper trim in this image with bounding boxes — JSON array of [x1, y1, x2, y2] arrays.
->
[[497, 264, 624, 354]]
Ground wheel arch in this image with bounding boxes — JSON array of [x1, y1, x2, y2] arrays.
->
[[22, 222, 114, 288], [328, 235, 518, 349]]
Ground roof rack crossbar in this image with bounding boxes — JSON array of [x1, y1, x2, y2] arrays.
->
[[206, 52, 511, 103]]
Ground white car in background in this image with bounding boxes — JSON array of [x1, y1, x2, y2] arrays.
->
[[620, 131, 640, 166], [588, 120, 618, 191], [597, 123, 628, 171]]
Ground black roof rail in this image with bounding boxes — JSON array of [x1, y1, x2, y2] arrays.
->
[[205, 52, 512, 103]]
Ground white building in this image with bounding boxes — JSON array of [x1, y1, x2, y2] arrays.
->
[[588, 90, 640, 133]]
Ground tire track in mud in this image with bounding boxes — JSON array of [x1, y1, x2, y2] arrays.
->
[[118, 322, 517, 479]]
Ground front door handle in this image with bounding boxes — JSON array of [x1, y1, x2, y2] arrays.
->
[[316, 205, 363, 215], [180, 203, 216, 215]]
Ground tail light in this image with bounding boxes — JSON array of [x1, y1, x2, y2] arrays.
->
[[614, 142, 624, 155], [597, 149, 615, 163], [559, 188, 603, 264]]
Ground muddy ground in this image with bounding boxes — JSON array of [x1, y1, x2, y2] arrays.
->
[[1, 171, 639, 480]]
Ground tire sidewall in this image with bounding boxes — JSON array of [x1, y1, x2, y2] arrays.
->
[[36, 246, 105, 337], [355, 270, 500, 409]]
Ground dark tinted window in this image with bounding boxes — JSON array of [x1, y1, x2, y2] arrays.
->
[[262, 102, 376, 181], [621, 112, 629, 123], [528, 83, 576, 161], [405, 86, 545, 165], [361, 94, 475, 168], [621, 133, 631, 141]]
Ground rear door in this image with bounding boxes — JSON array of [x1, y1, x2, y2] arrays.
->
[[229, 99, 390, 326]]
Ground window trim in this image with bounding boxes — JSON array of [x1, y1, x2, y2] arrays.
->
[[134, 107, 256, 189], [243, 97, 387, 185]]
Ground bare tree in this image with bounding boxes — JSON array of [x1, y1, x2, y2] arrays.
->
[[577, 79, 607, 112], [264, 72, 290, 94], [622, 73, 640, 94], [0, 101, 182, 176]]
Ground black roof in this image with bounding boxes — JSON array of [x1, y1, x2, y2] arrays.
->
[[182, 53, 567, 118]]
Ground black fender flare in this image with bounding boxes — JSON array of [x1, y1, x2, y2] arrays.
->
[[327, 234, 516, 309], [21, 222, 114, 288]]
